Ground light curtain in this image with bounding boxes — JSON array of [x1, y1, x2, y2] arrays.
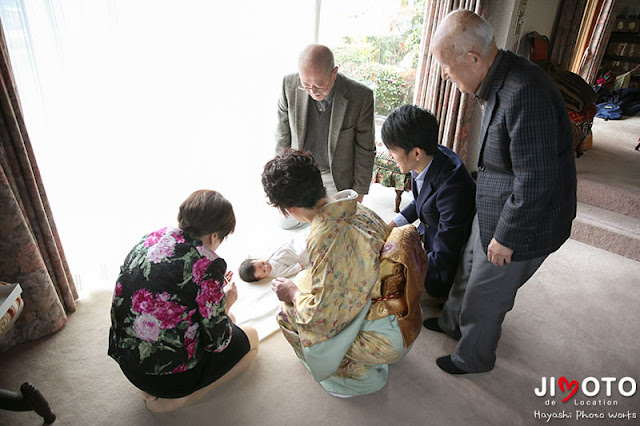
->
[[551, 0, 619, 84], [551, 0, 588, 71], [413, 0, 488, 163], [577, 0, 619, 84], [0, 20, 77, 351]]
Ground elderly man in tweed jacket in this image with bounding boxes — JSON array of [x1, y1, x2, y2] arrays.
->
[[424, 10, 577, 374], [275, 44, 375, 205]]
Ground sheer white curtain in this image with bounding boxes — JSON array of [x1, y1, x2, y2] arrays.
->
[[0, 0, 314, 295]]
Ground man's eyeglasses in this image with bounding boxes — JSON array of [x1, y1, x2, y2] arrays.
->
[[297, 84, 330, 94], [297, 68, 336, 95]]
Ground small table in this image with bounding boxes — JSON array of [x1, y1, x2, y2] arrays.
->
[[0, 282, 57, 424], [372, 145, 412, 212]]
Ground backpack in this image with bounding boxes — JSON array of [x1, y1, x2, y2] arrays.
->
[[595, 102, 622, 120]]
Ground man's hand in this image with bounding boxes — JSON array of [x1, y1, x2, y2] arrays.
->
[[270, 277, 299, 304], [487, 238, 513, 266], [387, 219, 398, 229], [357, 193, 364, 203]]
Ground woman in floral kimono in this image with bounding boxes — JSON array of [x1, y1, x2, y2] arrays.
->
[[108, 190, 259, 413], [262, 150, 426, 397]]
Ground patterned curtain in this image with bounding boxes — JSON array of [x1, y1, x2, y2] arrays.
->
[[0, 20, 77, 351], [551, 0, 588, 70], [413, 0, 489, 163], [577, 0, 619, 84]]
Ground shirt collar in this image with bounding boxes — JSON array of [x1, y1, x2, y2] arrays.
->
[[476, 49, 504, 102], [314, 82, 335, 113], [412, 156, 433, 183], [322, 82, 336, 104]]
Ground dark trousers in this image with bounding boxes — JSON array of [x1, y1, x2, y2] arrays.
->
[[121, 324, 250, 398]]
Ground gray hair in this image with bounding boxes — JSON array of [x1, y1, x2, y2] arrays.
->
[[298, 44, 335, 74], [433, 9, 495, 62]]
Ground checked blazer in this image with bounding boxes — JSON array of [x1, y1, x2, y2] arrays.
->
[[476, 50, 577, 261], [275, 73, 376, 195]]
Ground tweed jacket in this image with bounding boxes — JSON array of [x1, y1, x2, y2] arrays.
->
[[476, 50, 577, 261], [275, 72, 376, 195], [398, 145, 476, 295]]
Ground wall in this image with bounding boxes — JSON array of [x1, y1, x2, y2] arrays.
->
[[510, 0, 563, 53], [617, 0, 640, 18]]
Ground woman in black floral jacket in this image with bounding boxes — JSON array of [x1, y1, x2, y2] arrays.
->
[[108, 189, 258, 413]]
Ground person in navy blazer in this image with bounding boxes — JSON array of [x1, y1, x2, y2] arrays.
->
[[382, 105, 476, 299], [425, 10, 577, 375]]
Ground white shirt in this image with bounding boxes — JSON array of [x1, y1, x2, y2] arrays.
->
[[392, 160, 433, 227], [269, 236, 310, 278]]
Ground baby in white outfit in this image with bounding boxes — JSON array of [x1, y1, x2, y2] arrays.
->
[[238, 238, 309, 282]]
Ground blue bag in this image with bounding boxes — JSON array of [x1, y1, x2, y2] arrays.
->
[[595, 102, 622, 120]]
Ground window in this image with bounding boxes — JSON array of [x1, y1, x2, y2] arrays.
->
[[319, 0, 425, 119], [0, 1, 312, 294], [0, 1, 424, 295]]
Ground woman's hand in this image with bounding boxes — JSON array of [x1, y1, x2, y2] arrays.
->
[[270, 277, 299, 304], [223, 280, 238, 308]]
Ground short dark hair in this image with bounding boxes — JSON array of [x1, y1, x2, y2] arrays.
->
[[239, 258, 258, 282], [261, 149, 327, 216], [381, 104, 439, 156], [177, 190, 236, 239]]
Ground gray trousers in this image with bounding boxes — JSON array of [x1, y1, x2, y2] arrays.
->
[[438, 215, 547, 372]]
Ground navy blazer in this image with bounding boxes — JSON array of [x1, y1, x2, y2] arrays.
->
[[399, 145, 476, 297], [477, 50, 577, 260]]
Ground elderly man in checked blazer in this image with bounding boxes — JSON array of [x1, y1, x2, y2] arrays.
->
[[424, 9, 577, 374]]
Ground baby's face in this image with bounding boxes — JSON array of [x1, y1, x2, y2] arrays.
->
[[253, 259, 272, 280]]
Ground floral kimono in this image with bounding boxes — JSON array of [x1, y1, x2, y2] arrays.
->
[[108, 227, 232, 376], [277, 190, 426, 396]]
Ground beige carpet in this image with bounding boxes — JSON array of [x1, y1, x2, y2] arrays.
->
[[569, 114, 640, 262], [2, 150, 640, 425], [1, 229, 639, 424], [576, 115, 640, 219]]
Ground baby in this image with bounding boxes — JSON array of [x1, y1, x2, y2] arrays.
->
[[239, 239, 309, 282]]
